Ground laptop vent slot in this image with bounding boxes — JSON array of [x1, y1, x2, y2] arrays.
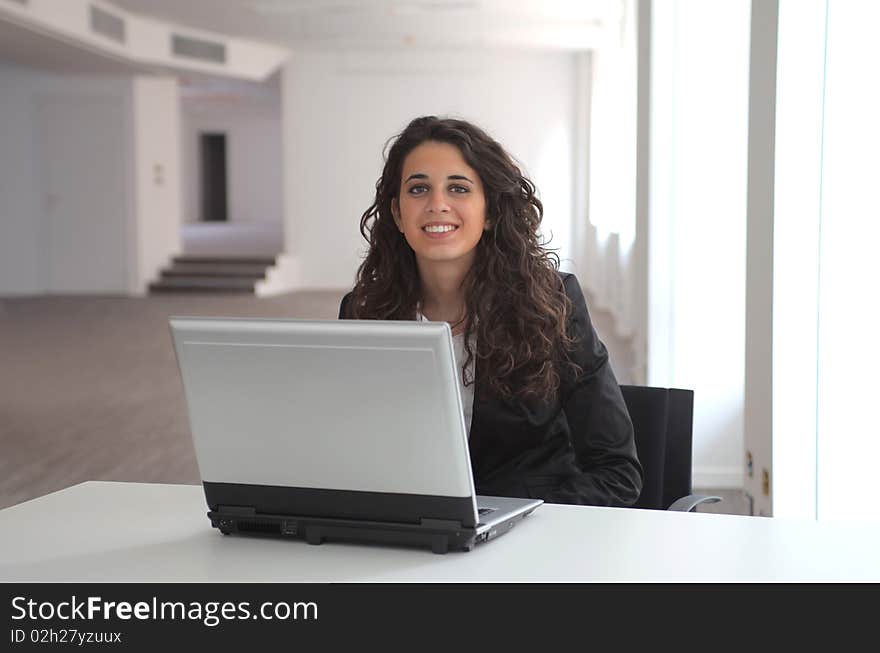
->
[[171, 34, 226, 64], [90, 5, 126, 43], [237, 520, 282, 534]]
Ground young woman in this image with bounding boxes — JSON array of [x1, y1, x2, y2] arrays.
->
[[339, 116, 643, 506]]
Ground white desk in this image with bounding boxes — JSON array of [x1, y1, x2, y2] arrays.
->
[[2, 481, 878, 582]]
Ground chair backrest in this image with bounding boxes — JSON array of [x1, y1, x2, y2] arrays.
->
[[619, 386, 695, 510]]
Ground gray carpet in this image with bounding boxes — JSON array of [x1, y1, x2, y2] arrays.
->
[[0, 291, 745, 515]]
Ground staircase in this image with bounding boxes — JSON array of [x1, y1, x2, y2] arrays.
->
[[149, 256, 277, 294]]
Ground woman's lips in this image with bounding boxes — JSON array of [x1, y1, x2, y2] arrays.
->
[[421, 225, 459, 240]]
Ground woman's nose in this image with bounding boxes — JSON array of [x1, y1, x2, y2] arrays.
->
[[426, 188, 450, 213]]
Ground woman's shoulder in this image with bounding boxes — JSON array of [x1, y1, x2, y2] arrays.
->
[[338, 291, 354, 319], [553, 271, 594, 334], [555, 271, 584, 303], [556, 270, 576, 287]]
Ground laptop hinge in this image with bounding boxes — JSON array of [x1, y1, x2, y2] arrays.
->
[[419, 518, 464, 530], [216, 505, 257, 516]]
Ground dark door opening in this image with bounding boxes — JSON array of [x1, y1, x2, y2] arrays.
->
[[200, 132, 228, 222]]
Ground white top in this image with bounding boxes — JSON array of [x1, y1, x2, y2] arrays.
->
[[417, 312, 475, 436], [3, 482, 880, 582]]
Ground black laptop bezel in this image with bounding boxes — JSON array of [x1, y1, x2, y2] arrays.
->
[[204, 481, 480, 553]]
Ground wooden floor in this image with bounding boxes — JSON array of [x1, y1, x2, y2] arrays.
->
[[0, 290, 745, 515]]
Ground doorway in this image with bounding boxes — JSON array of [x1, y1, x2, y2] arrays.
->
[[200, 132, 227, 222], [39, 97, 128, 292]]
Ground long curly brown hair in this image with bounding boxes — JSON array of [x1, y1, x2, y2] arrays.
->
[[345, 116, 582, 403]]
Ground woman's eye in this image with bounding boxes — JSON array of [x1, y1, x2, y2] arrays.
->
[[408, 185, 428, 195], [449, 185, 469, 194]]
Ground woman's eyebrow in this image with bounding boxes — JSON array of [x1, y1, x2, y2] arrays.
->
[[403, 173, 474, 183]]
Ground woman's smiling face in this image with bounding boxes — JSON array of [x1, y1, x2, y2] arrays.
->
[[392, 140, 488, 269]]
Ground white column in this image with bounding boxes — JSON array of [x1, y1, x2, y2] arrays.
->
[[648, 0, 751, 490], [743, 0, 779, 517], [814, 0, 880, 523], [770, 0, 825, 520], [131, 77, 183, 294]]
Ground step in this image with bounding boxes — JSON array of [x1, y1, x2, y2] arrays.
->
[[162, 264, 268, 278], [172, 255, 277, 267], [149, 276, 257, 293], [150, 286, 255, 294]]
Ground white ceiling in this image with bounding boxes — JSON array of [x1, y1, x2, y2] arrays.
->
[[0, 0, 619, 86], [107, 0, 622, 51]]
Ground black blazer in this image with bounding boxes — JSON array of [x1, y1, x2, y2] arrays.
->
[[338, 272, 643, 507]]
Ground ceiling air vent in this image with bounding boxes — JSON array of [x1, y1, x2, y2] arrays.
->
[[90, 5, 125, 43], [171, 34, 226, 64]]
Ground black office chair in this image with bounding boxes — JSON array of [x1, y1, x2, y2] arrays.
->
[[620, 385, 722, 512]]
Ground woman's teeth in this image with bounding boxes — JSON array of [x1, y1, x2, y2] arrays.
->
[[423, 225, 458, 233]]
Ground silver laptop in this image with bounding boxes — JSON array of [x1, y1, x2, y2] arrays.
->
[[169, 316, 542, 553]]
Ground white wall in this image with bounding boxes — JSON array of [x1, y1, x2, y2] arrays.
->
[[181, 89, 283, 225], [0, 60, 181, 295], [0, 62, 46, 295], [0, 62, 133, 294], [132, 77, 182, 293], [279, 49, 576, 290], [648, 1, 751, 489]]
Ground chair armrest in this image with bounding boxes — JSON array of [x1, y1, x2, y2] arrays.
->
[[667, 494, 723, 512]]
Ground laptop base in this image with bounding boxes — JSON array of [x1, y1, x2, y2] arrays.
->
[[208, 509, 479, 554]]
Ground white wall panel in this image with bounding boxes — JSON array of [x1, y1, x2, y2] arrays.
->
[[280, 49, 576, 290]]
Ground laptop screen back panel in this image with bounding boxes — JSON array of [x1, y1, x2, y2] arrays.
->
[[170, 317, 479, 528]]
